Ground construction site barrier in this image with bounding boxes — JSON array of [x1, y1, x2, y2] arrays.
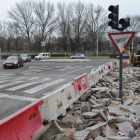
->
[[112, 61, 119, 69], [99, 65, 109, 76], [105, 62, 113, 72], [126, 60, 129, 64], [73, 73, 89, 96], [0, 99, 43, 140], [122, 61, 128, 67], [41, 83, 77, 122]]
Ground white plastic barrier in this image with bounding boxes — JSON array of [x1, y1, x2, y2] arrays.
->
[[99, 65, 109, 76], [88, 69, 103, 87], [105, 62, 113, 72], [112, 61, 119, 69], [41, 83, 77, 121]]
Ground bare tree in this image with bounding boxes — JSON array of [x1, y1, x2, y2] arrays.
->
[[8, 0, 36, 51], [34, 0, 57, 51], [86, 4, 108, 52]]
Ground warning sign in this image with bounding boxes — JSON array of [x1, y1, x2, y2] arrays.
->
[[108, 32, 135, 55]]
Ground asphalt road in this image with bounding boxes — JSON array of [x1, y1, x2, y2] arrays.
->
[[0, 58, 117, 120]]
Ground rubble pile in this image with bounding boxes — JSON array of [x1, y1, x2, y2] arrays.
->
[[39, 67, 140, 140]]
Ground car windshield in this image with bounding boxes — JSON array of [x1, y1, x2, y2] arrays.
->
[[21, 54, 27, 57], [38, 54, 43, 56], [6, 56, 18, 60]]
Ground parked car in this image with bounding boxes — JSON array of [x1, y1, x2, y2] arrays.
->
[[20, 54, 31, 62], [70, 54, 85, 59], [116, 53, 129, 59], [35, 52, 50, 60], [3, 56, 23, 69]]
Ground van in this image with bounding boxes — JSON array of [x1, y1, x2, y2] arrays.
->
[[35, 52, 50, 60]]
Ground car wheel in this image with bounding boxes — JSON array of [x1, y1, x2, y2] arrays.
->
[[3, 66, 6, 69], [81, 57, 84, 59], [30, 59, 31, 62], [39, 58, 41, 60], [35, 58, 38, 60]]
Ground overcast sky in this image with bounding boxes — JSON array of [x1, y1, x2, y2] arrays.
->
[[0, 0, 139, 21]]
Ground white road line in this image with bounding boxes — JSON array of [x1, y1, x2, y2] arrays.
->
[[0, 80, 9, 84], [0, 81, 24, 88], [24, 79, 65, 94], [14, 77, 27, 80], [28, 77, 40, 80], [58, 67, 91, 78], [58, 68, 67, 71], [0, 93, 37, 102], [41, 78, 52, 82], [6, 82, 39, 91]]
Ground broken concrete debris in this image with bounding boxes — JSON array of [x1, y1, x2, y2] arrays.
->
[[37, 67, 140, 140]]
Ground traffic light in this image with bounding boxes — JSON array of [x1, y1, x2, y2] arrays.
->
[[119, 18, 130, 29], [108, 5, 119, 29]]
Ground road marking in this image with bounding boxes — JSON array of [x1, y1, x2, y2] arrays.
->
[[0, 81, 24, 88], [0, 93, 37, 102], [24, 79, 65, 94], [41, 78, 52, 82], [6, 82, 39, 91], [28, 77, 40, 80], [58, 67, 92, 78], [58, 66, 82, 71], [0, 80, 9, 84], [58, 68, 67, 71], [14, 77, 27, 80]]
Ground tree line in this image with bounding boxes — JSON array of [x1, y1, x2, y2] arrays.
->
[[0, 0, 140, 54]]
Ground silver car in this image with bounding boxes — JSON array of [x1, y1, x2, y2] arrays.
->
[[20, 54, 31, 62], [70, 54, 85, 59]]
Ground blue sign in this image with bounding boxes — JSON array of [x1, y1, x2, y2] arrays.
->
[[85, 51, 88, 55]]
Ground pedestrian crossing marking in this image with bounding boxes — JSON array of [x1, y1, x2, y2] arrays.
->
[[0, 81, 24, 88], [0, 93, 37, 102], [6, 82, 39, 91], [24, 79, 65, 94]]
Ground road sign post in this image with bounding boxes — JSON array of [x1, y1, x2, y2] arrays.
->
[[108, 32, 135, 99], [85, 51, 88, 59]]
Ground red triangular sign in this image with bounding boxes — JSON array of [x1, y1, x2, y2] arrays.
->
[[108, 32, 135, 55]]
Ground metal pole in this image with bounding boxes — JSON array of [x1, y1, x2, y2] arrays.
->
[[119, 54, 122, 98], [97, 14, 98, 57]]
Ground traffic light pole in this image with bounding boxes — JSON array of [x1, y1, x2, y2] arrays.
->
[[119, 54, 123, 101]]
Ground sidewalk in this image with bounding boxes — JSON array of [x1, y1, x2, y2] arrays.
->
[[41, 59, 91, 62]]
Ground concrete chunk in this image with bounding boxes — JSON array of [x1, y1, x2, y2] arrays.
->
[[84, 122, 107, 139], [73, 131, 90, 140], [95, 136, 108, 140], [116, 122, 134, 134], [107, 136, 131, 140], [82, 112, 98, 119], [124, 98, 133, 106], [105, 125, 115, 137]]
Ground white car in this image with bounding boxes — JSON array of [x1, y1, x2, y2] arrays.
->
[[35, 52, 50, 60], [70, 54, 85, 59], [20, 54, 31, 62]]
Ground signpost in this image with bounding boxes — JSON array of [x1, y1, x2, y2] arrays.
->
[[108, 32, 135, 99], [85, 51, 88, 59]]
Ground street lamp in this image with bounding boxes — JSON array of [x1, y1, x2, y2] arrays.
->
[[95, 5, 100, 57]]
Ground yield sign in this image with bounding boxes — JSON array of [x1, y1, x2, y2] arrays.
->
[[108, 32, 135, 55]]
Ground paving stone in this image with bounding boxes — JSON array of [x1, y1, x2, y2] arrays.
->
[[73, 131, 90, 140], [105, 125, 115, 137], [107, 136, 131, 140], [91, 87, 110, 93], [116, 122, 134, 134], [95, 136, 108, 140], [84, 122, 107, 139], [82, 112, 98, 119], [91, 104, 103, 109], [88, 98, 98, 105], [124, 98, 133, 106], [130, 105, 140, 119]]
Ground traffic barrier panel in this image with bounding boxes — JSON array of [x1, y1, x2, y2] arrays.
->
[[100, 65, 109, 76], [0, 99, 43, 140], [122, 61, 128, 67], [105, 63, 113, 72], [88, 69, 102, 87], [73, 73, 89, 96], [112, 61, 119, 69], [41, 83, 77, 122]]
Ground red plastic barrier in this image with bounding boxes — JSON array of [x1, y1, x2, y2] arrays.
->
[[0, 99, 44, 140], [73, 73, 89, 96], [122, 61, 128, 66]]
